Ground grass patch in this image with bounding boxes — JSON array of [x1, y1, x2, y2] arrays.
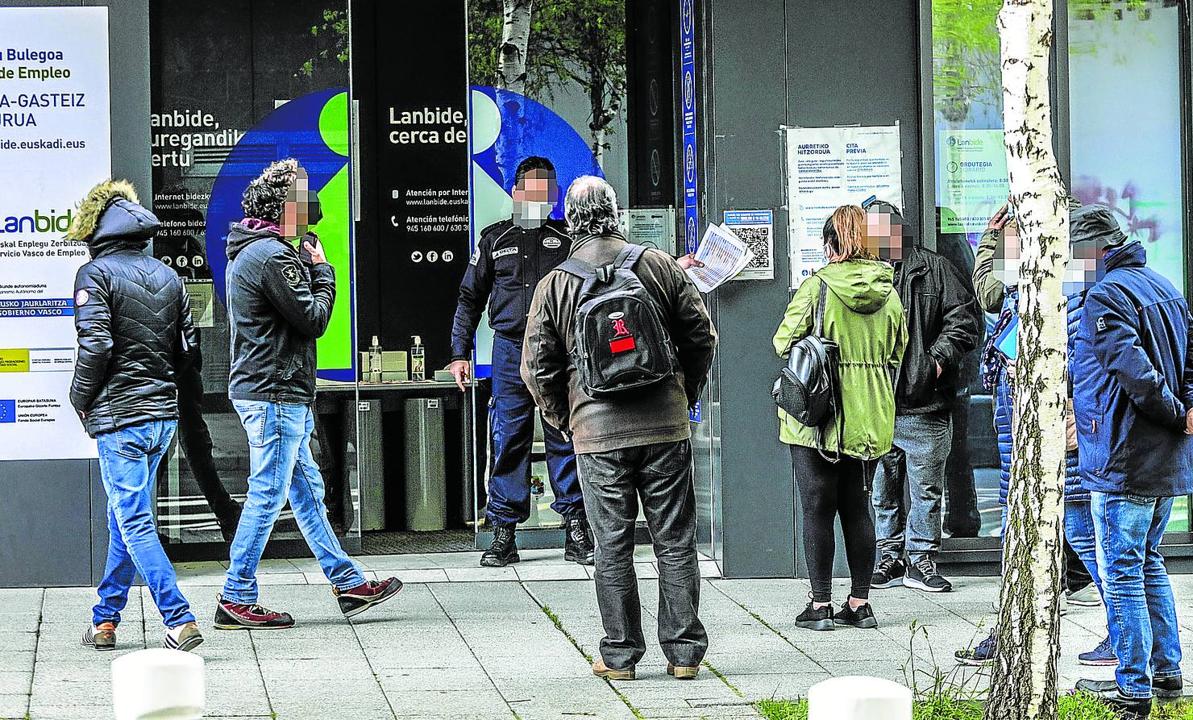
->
[[757, 695, 1193, 720], [537, 605, 645, 720]]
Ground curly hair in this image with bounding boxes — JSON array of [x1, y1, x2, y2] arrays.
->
[[242, 158, 300, 223]]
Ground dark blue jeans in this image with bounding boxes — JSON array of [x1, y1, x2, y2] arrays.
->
[[93, 420, 195, 628], [487, 334, 581, 526], [1092, 492, 1183, 699]]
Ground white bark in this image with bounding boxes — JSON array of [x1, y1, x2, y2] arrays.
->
[[592, 126, 607, 169], [498, 0, 533, 95], [986, 2, 1070, 720]]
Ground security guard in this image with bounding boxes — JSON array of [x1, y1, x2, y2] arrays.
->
[[450, 157, 593, 567]]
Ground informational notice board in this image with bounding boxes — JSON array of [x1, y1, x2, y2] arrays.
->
[[784, 125, 903, 288], [0, 7, 110, 460], [937, 128, 1009, 234]]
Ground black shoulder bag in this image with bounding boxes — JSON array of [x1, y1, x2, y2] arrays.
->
[[772, 278, 844, 462]]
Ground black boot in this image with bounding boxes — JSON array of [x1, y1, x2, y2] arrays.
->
[[481, 524, 519, 567], [564, 514, 595, 566]]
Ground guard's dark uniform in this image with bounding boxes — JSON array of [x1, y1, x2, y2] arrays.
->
[[450, 219, 582, 527]]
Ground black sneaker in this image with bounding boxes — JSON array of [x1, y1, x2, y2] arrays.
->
[[1154, 675, 1184, 700], [871, 556, 905, 589], [1075, 679, 1152, 720], [564, 514, 595, 566], [833, 601, 878, 629], [480, 524, 519, 567], [904, 558, 952, 593], [955, 629, 997, 666], [795, 601, 834, 632]]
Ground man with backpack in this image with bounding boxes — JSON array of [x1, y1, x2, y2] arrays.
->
[[521, 176, 718, 681]]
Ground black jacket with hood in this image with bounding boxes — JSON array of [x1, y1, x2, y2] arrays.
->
[[69, 181, 197, 437], [225, 219, 334, 405]]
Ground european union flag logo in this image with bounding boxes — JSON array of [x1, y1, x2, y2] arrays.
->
[[0, 400, 16, 423]]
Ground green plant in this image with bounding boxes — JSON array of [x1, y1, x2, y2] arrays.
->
[[757, 697, 1191, 720]]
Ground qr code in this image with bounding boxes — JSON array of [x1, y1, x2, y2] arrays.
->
[[734, 226, 771, 269]]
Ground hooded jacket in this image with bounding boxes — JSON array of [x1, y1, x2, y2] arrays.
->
[[1073, 241, 1193, 497], [225, 220, 334, 405], [68, 180, 197, 437], [520, 234, 717, 454], [773, 259, 907, 460]]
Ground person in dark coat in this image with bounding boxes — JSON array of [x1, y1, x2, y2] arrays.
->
[[216, 159, 401, 630], [67, 180, 203, 653], [1072, 205, 1192, 719], [867, 201, 980, 595], [449, 156, 592, 568]]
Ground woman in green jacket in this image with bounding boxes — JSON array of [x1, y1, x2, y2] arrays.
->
[[773, 204, 907, 631]]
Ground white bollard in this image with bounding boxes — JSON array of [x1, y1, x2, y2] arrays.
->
[[808, 675, 912, 720], [111, 648, 205, 720]]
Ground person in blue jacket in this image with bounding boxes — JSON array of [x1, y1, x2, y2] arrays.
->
[[449, 156, 593, 568], [955, 201, 1109, 668], [1072, 205, 1193, 720]]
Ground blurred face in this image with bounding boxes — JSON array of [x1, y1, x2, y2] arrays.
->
[[512, 167, 559, 228], [865, 208, 906, 262], [1064, 242, 1105, 295], [993, 222, 1022, 286], [281, 169, 311, 239]]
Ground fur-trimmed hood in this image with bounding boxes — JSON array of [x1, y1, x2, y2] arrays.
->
[[66, 180, 160, 256]]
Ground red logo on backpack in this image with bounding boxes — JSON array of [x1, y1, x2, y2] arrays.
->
[[609, 317, 636, 353]]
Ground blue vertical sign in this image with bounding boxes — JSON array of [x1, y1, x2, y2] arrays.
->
[[680, 0, 698, 254]]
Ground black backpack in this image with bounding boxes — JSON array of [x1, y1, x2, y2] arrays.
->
[[558, 242, 676, 397], [772, 278, 844, 461]]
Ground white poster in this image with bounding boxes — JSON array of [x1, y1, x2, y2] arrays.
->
[[937, 128, 1009, 234], [0, 7, 110, 460], [784, 125, 903, 288]]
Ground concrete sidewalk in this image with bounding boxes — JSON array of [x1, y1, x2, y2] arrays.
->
[[2, 549, 1190, 720]]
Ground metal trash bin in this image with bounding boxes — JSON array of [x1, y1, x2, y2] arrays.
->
[[403, 397, 447, 531]]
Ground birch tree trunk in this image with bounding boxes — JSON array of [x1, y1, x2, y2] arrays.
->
[[498, 0, 533, 94], [985, 2, 1070, 719]]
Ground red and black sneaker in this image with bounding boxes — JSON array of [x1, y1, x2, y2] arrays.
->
[[213, 594, 295, 630], [334, 577, 403, 618]]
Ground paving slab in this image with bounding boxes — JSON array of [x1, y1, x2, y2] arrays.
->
[[11, 550, 1193, 719]]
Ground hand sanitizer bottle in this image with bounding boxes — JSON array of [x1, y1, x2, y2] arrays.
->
[[369, 336, 383, 383], [411, 335, 425, 381]]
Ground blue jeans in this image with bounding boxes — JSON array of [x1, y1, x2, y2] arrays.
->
[[1065, 500, 1102, 596], [93, 420, 194, 628], [487, 334, 581, 526], [873, 411, 953, 564], [223, 401, 365, 603], [1091, 492, 1183, 699]]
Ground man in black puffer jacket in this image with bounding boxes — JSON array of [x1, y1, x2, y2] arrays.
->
[[68, 179, 203, 654]]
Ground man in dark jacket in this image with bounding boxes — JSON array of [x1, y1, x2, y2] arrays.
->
[[867, 201, 980, 594], [216, 159, 401, 630], [1071, 205, 1192, 719], [522, 176, 717, 680], [68, 180, 203, 653], [449, 156, 593, 568]]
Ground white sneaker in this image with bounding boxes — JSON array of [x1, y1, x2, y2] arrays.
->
[[1060, 593, 1068, 617], [1067, 584, 1101, 607]]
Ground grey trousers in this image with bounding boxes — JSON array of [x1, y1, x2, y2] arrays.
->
[[576, 439, 708, 670], [873, 411, 953, 564]]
